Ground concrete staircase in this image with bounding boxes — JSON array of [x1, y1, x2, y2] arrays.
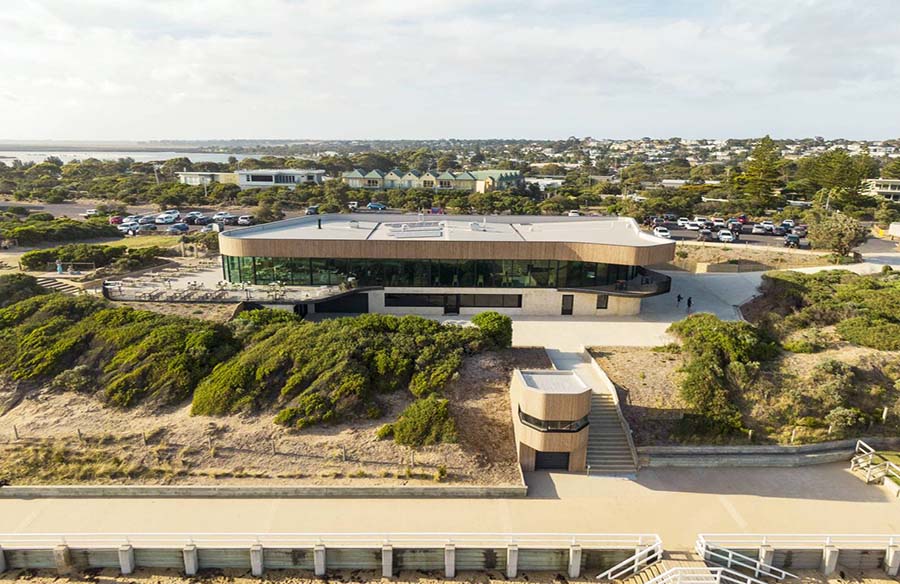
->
[[586, 392, 637, 475], [616, 551, 710, 584], [36, 277, 81, 295]]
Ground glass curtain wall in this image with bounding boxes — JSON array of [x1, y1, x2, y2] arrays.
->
[[223, 256, 638, 289]]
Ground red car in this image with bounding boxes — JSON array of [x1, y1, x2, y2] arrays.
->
[[108, 215, 124, 225]]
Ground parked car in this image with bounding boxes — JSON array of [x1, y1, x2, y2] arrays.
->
[[784, 234, 802, 248], [305, 206, 319, 215], [693, 216, 709, 224], [652, 217, 666, 227], [367, 202, 387, 211], [567, 210, 583, 217], [697, 229, 715, 242], [717, 229, 735, 243], [136, 224, 157, 234], [237, 215, 254, 225], [676, 217, 690, 228], [222, 215, 239, 225], [183, 211, 205, 224], [194, 216, 214, 226], [662, 213, 677, 221], [685, 222, 701, 231], [348, 201, 359, 210], [214, 213, 237, 223], [123, 215, 141, 223], [155, 213, 178, 225], [165, 223, 189, 234], [138, 215, 156, 225], [711, 217, 726, 228], [118, 221, 139, 233], [792, 225, 808, 237], [772, 226, 786, 236], [108, 215, 123, 225], [212, 211, 231, 221], [782, 218, 796, 228], [760, 220, 775, 229], [200, 224, 217, 233], [736, 214, 749, 224], [652, 226, 672, 239], [751, 224, 767, 235], [80, 209, 99, 218]]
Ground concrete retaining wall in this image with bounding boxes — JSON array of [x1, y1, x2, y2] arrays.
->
[[639, 437, 900, 468], [0, 484, 527, 499]]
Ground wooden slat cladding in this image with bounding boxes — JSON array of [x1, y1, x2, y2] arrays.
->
[[219, 237, 675, 266]]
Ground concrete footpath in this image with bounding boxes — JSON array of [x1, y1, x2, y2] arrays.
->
[[4, 463, 899, 549]]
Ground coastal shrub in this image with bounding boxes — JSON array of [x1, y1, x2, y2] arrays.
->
[[0, 274, 48, 308], [825, 406, 866, 431], [392, 394, 457, 447], [836, 317, 900, 351], [471, 311, 513, 349], [0, 217, 120, 245], [20, 244, 168, 272], [192, 311, 484, 429], [0, 294, 239, 406]]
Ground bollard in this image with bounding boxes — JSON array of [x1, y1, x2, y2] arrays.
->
[[821, 545, 838, 575], [118, 544, 135, 575], [758, 546, 774, 577], [885, 545, 900, 576], [183, 544, 199, 576], [53, 545, 72, 575], [314, 544, 326, 576], [444, 544, 456, 578], [382, 544, 393, 579], [250, 544, 264, 577], [568, 544, 582, 579], [506, 544, 519, 579]]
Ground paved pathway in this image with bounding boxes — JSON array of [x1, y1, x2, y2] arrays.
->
[[4, 464, 898, 550]]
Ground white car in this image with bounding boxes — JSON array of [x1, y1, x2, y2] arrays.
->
[[80, 209, 99, 217], [184, 211, 204, 219], [693, 216, 708, 224], [155, 213, 178, 224], [751, 224, 768, 234], [567, 210, 583, 217], [718, 230, 734, 243], [685, 222, 701, 231], [237, 215, 254, 225], [711, 217, 726, 228], [782, 218, 795, 228], [348, 201, 359, 210], [676, 217, 690, 227], [212, 211, 231, 221], [760, 220, 774, 227], [653, 226, 672, 239], [117, 221, 139, 233]]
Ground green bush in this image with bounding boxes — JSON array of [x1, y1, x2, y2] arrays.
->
[[392, 395, 457, 447], [836, 317, 900, 351], [375, 423, 394, 440], [0, 218, 120, 245], [20, 243, 126, 270], [471, 311, 512, 349], [825, 406, 866, 430], [0, 274, 48, 308]]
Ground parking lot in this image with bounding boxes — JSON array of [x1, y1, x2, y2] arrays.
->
[[648, 219, 810, 248]]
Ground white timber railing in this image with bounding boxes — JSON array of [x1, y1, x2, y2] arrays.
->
[[644, 567, 768, 584], [695, 537, 797, 580], [0, 531, 657, 550], [596, 535, 662, 580], [697, 533, 900, 549], [851, 440, 900, 485]]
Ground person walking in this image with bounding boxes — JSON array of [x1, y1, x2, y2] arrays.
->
[[676, 294, 683, 306], [686, 296, 693, 312]]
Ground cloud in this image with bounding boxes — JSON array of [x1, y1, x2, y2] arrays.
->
[[1, 0, 899, 139]]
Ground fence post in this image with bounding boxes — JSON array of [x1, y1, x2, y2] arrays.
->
[[250, 544, 264, 577], [53, 545, 72, 575], [506, 544, 519, 578], [758, 545, 774, 571], [381, 544, 393, 579], [886, 544, 900, 576], [568, 544, 582, 578], [118, 544, 135, 575], [444, 544, 456, 578], [183, 544, 199, 576], [313, 544, 326, 576], [821, 545, 838, 575]]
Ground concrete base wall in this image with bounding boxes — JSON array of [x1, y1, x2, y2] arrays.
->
[[365, 288, 641, 317]]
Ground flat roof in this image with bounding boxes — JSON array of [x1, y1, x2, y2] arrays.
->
[[518, 370, 590, 394], [221, 214, 671, 247]]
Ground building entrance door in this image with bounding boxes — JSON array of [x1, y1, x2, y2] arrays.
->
[[444, 294, 459, 315], [561, 294, 574, 315]]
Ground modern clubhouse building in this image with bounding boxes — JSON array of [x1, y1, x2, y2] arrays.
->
[[219, 214, 674, 317]]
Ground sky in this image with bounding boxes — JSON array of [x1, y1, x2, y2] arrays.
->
[[1, 0, 899, 141]]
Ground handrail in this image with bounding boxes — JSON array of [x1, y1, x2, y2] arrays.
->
[[0, 532, 659, 550], [850, 440, 900, 485], [695, 539, 797, 580], [596, 537, 662, 580], [697, 533, 899, 549], [644, 567, 768, 584], [585, 350, 640, 471]]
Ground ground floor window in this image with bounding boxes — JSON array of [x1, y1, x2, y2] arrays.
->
[[596, 294, 609, 309], [384, 293, 522, 308]]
